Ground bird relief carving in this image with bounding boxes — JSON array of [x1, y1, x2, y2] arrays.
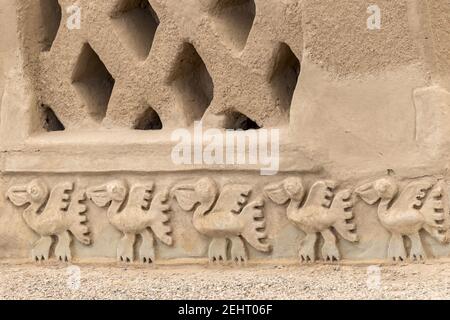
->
[[356, 178, 450, 261], [87, 180, 172, 263], [171, 178, 270, 264], [264, 177, 358, 262], [6, 179, 90, 262]]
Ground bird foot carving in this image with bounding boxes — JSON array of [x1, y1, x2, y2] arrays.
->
[[299, 245, 316, 263], [55, 248, 71, 262], [388, 234, 406, 262], [299, 233, 317, 263], [230, 237, 247, 265], [55, 231, 72, 262], [321, 242, 341, 262], [409, 251, 425, 261], [32, 236, 53, 262], [117, 234, 135, 263], [139, 229, 155, 264], [55, 249, 72, 262], [299, 252, 315, 263], [390, 254, 407, 262], [118, 253, 134, 263], [208, 238, 228, 264], [409, 234, 426, 261], [140, 251, 155, 264]]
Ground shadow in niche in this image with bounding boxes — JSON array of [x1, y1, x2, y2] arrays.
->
[[224, 111, 260, 130], [72, 43, 115, 122], [169, 43, 214, 124], [110, 0, 160, 60], [39, 0, 62, 52], [41, 104, 65, 132], [134, 107, 163, 130], [270, 43, 301, 115], [208, 0, 256, 52]]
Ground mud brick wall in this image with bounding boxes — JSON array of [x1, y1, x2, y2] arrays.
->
[[0, 0, 449, 264]]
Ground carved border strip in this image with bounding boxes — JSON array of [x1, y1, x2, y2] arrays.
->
[[5, 176, 450, 264]]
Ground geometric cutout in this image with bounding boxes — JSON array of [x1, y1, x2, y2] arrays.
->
[[270, 43, 301, 115], [71, 43, 115, 122], [41, 104, 65, 132], [224, 111, 260, 130], [110, 0, 160, 60], [169, 43, 214, 124], [134, 107, 163, 130], [209, 0, 256, 52], [39, 0, 62, 51]]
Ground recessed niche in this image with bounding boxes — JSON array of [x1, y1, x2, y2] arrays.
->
[[169, 43, 214, 123], [270, 43, 301, 114], [39, 0, 62, 51], [224, 111, 260, 130], [134, 107, 163, 130], [209, 0, 256, 52], [40, 104, 65, 131], [110, 0, 160, 60], [72, 43, 115, 122]]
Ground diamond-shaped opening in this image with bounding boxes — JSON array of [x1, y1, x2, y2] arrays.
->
[[209, 0, 256, 52], [169, 43, 214, 124], [223, 111, 260, 130], [72, 43, 115, 122], [110, 0, 160, 60], [134, 107, 163, 130], [39, 0, 62, 51], [40, 104, 65, 131], [270, 43, 300, 115]]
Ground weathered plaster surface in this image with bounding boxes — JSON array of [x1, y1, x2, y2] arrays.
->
[[0, 0, 449, 264]]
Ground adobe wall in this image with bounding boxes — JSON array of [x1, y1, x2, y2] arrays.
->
[[0, 0, 449, 264]]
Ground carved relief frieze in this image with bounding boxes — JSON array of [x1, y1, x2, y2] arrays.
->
[[356, 178, 450, 261], [4, 175, 450, 265], [265, 178, 358, 262], [87, 180, 172, 263], [7, 179, 90, 262], [171, 178, 270, 264]]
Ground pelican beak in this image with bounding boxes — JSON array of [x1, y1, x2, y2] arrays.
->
[[87, 184, 111, 207], [170, 183, 198, 211], [170, 183, 195, 196], [6, 184, 30, 206], [355, 182, 380, 205]]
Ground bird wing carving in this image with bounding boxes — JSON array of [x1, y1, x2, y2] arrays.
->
[[128, 183, 155, 211], [211, 184, 252, 215], [43, 182, 74, 220], [148, 190, 172, 245], [303, 181, 337, 208], [66, 188, 90, 245], [390, 180, 434, 212], [420, 181, 450, 243], [329, 189, 358, 242]]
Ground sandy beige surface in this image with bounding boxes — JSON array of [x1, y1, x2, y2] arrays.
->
[[1, 260, 450, 300]]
